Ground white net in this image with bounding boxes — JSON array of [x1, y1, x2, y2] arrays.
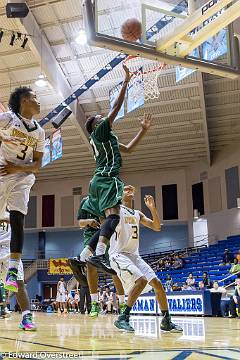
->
[[124, 56, 166, 102]]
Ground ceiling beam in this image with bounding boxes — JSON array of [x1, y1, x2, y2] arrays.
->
[[197, 72, 211, 165], [16, 10, 91, 152]]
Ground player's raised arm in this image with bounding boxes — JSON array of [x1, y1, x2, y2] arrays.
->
[[119, 113, 151, 153], [107, 64, 132, 127], [139, 195, 161, 231]]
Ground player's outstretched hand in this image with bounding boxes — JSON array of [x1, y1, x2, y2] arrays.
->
[[123, 64, 133, 82], [144, 195, 156, 209], [89, 219, 100, 229], [141, 113, 152, 130], [0, 161, 20, 176]]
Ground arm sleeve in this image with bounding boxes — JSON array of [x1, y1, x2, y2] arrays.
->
[[0, 112, 13, 129], [93, 117, 111, 142], [36, 128, 45, 152], [77, 198, 88, 220]]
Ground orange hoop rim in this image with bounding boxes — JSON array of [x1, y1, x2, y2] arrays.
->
[[123, 55, 166, 75]]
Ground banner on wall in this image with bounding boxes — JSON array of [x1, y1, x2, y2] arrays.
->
[[52, 129, 63, 161], [48, 258, 73, 275], [42, 136, 51, 167]]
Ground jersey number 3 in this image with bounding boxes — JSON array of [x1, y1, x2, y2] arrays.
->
[[17, 143, 28, 160], [132, 225, 138, 239]]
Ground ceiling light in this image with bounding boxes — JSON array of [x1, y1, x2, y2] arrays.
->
[[21, 35, 28, 48], [35, 74, 47, 87], [75, 29, 87, 45]]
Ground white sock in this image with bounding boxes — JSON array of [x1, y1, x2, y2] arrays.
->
[[96, 243, 107, 256], [22, 310, 31, 318], [118, 295, 125, 304], [9, 259, 20, 270], [80, 247, 93, 262], [91, 293, 98, 302]]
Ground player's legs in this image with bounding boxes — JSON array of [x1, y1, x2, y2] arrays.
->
[[0, 279, 9, 318], [111, 275, 126, 313], [149, 278, 182, 332], [5, 175, 34, 293], [80, 229, 100, 263], [5, 210, 24, 292], [86, 175, 123, 274], [110, 253, 147, 332], [87, 263, 101, 317], [17, 280, 36, 331], [88, 207, 120, 274], [134, 256, 183, 333], [114, 276, 147, 332]]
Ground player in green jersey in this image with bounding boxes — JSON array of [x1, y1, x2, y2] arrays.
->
[[68, 196, 101, 285], [83, 65, 151, 273], [69, 197, 126, 317]]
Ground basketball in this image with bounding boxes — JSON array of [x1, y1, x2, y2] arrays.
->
[[121, 18, 142, 42]]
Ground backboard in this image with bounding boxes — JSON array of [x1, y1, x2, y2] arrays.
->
[[83, 0, 240, 79]]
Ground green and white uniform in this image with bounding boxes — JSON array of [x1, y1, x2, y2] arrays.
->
[[82, 118, 124, 218]]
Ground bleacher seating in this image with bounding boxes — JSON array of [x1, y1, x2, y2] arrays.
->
[[98, 235, 239, 288], [157, 235, 240, 285]]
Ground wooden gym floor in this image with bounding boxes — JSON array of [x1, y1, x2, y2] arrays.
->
[[0, 313, 240, 359]]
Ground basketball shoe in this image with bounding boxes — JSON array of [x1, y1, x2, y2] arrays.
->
[[87, 255, 116, 275], [114, 314, 134, 332], [89, 301, 100, 318], [4, 268, 18, 292], [160, 316, 183, 333], [19, 313, 37, 331]]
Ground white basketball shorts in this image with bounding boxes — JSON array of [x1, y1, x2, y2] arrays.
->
[[0, 173, 35, 215], [110, 252, 156, 295]]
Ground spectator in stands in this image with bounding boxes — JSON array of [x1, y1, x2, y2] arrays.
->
[[198, 281, 205, 289], [229, 258, 240, 274], [101, 286, 114, 314], [221, 249, 234, 265], [182, 281, 196, 291], [229, 278, 240, 318], [186, 273, 196, 288], [165, 259, 172, 270], [202, 272, 212, 289], [165, 275, 173, 292], [172, 255, 183, 270], [235, 250, 240, 264], [157, 259, 165, 271], [210, 281, 229, 317]]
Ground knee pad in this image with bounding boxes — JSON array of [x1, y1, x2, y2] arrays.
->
[[10, 211, 24, 253], [100, 214, 120, 240]]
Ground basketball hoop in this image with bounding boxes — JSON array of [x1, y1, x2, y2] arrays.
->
[[123, 55, 166, 102]]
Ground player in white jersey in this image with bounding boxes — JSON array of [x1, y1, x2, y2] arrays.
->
[[0, 211, 36, 330], [0, 87, 45, 293], [56, 277, 68, 314], [109, 185, 183, 333]]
